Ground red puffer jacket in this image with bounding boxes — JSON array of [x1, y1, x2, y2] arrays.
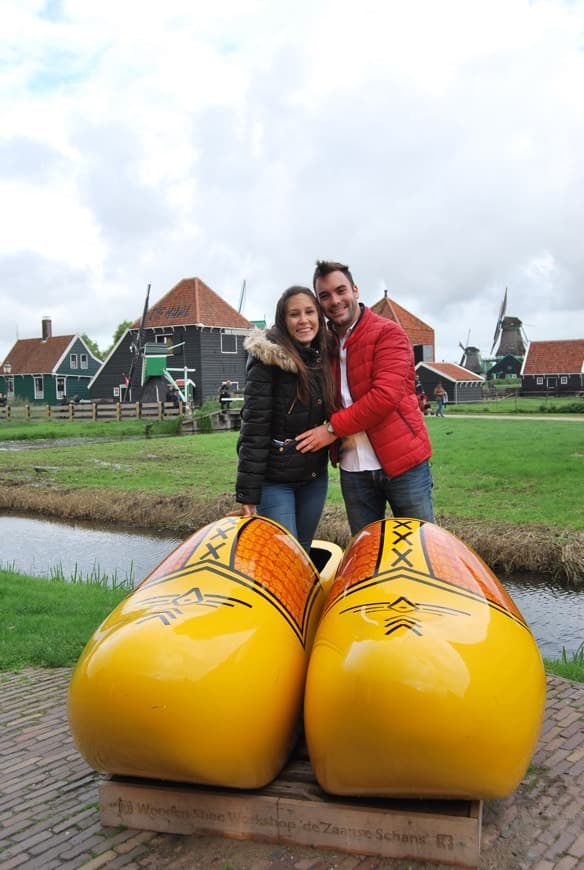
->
[[329, 306, 432, 477]]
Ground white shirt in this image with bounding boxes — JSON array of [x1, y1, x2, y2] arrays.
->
[[338, 322, 381, 472]]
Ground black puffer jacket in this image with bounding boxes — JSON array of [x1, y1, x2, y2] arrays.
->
[[235, 329, 329, 505]]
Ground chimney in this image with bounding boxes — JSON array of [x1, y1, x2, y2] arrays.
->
[[41, 317, 52, 341]]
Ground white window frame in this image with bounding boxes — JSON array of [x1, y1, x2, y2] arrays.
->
[[70, 353, 78, 369], [34, 376, 44, 399], [80, 353, 88, 369], [56, 376, 66, 400], [6, 376, 14, 398], [221, 334, 237, 354], [536, 376, 543, 385], [560, 376, 568, 385]]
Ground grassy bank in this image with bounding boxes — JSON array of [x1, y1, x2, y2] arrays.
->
[[1, 416, 582, 582], [0, 569, 129, 670], [1, 414, 582, 679], [1, 418, 582, 525], [0, 418, 182, 441], [445, 396, 584, 415]]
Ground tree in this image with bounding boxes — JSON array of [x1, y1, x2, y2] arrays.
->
[[102, 320, 133, 359], [82, 334, 103, 360]]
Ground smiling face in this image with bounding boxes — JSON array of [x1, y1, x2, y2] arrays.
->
[[284, 292, 321, 345], [314, 270, 360, 335]]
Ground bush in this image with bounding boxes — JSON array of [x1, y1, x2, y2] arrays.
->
[[539, 401, 584, 414]]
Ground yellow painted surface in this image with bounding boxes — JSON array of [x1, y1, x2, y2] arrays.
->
[[68, 516, 335, 789], [304, 518, 546, 800]]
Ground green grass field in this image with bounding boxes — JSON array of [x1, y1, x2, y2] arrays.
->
[[0, 570, 129, 670], [1, 416, 582, 528]]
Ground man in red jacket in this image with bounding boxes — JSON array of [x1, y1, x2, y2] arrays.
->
[[295, 260, 434, 534]]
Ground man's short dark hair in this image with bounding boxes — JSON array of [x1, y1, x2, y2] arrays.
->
[[312, 260, 355, 291]]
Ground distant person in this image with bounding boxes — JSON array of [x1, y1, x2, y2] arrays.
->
[[0, 392, 7, 408], [235, 286, 335, 553], [415, 375, 431, 415], [166, 386, 180, 407], [295, 259, 434, 535], [417, 388, 432, 416], [219, 380, 232, 410], [433, 382, 447, 417]]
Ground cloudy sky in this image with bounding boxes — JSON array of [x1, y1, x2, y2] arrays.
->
[[1, 0, 583, 367]]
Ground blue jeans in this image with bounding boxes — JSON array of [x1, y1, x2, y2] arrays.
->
[[436, 398, 445, 416], [340, 460, 434, 535], [257, 472, 328, 553]]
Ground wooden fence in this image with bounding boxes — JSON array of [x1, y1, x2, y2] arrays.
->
[[0, 401, 183, 423], [0, 402, 244, 434]]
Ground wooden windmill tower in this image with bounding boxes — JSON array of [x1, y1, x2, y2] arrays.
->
[[490, 289, 528, 358], [459, 330, 483, 373]]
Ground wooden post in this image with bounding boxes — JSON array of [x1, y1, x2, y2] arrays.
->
[[25, 404, 31, 422], [116, 403, 121, 421], [135, 401, 141, 419], [69, 403, 74, 420], [46, 405, 51, 420]]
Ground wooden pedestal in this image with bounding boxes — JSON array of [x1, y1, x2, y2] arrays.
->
[[99, 748, 482, 868]]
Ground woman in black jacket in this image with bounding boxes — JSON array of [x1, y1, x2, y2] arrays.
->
[[235, 285, 335, 552]]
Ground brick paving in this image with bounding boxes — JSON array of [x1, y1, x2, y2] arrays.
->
[[0, 669, 582, 869]]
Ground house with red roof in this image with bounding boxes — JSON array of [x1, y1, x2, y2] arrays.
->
[[0, 318, 101, 405], [89, 278, 253, 405], [520, 340, 584, 396], [415, 361, 484, 405], [371, 290, 435, 363]]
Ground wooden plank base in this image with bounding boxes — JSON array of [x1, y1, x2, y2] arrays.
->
[[99, 748, 482, 868]]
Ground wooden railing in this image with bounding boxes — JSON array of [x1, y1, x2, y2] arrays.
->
[[0, 401, 183, 423]]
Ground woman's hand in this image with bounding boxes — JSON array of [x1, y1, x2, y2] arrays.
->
[[295, 424, 337, 453], [227, 504, 257, 517]]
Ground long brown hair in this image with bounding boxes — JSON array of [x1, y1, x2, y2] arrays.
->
[[268, 285, 336, 413]]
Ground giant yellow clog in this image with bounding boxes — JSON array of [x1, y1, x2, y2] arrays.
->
[[68, 515, 341, 789], [304, 518, 546, 800]]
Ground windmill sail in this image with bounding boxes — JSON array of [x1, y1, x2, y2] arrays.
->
[[238, 279, 247, 314], [124, 283, 151, 401], [490, 288, 508, 355]]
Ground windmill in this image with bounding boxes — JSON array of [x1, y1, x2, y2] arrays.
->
[[123, 283, 198, 407], [490, 288, 527, 357], [123, 283, 151, 401], [458, 330, 483, 374]]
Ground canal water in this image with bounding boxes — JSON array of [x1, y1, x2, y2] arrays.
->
[[0, 513, 581, 660]]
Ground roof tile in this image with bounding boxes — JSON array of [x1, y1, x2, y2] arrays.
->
[[3, 336, 75, 374], [522, 340, 584, 375], [417, 361, 484, 382], [371, 295, 434, 347], [132, 277, 252, 330]]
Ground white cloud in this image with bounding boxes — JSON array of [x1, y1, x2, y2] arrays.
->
[[0, 0, 583, 364]]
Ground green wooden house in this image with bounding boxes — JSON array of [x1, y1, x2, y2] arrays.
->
[[0, 318, 102, 405]]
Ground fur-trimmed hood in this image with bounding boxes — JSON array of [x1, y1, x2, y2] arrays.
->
[[243, 328, 299, 373]]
